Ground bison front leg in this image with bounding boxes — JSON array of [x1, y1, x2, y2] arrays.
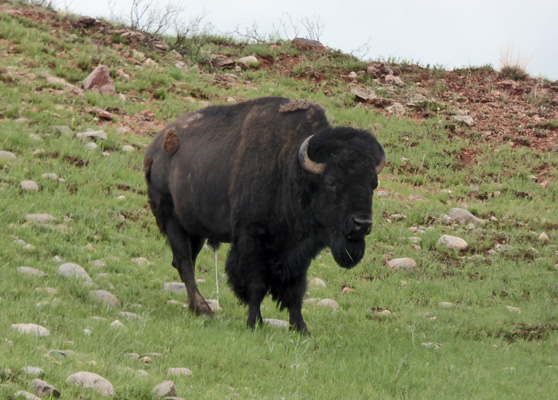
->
[[166, 221, 213, 317], [281, 275, 310, 335]]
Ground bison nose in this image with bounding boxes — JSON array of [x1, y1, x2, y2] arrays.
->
[[353, 216, 372, 234], [346, 214, 373, 239]]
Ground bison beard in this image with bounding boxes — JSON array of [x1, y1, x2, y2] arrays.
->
[[145, 97, 386, 334]]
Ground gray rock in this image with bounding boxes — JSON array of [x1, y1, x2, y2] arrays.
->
[[52, 125, 72, 136], [11, 324, 50, 337], [264, 318, 289, 329], [316, 299, 339, 309], [205, 299, 221, 311], [14, 391, 41, 400], [30, 378, 60, 397], [0, 150, 17, 161], [58, 263, 93, 284], [110, 320, 124, 328], [26, 214, 56, 224], [164, 282, 186, 292], [21, 180, 39, 191], [66, 371, 114, 397], [451, 114, 475, 127], [351, 87, 378, 102], [167, 368, 193, 377], [18, 266, 46, 277], [46, 349, 75, 359], [238, 56, 259, 67], [387, 258, 418, 272], [153, 381, 178, 398], [83, 65, 115, 95], [41, 173, 58, 180], [121, 145, 135, 153], [90, 290, 121, 307], [76, 130, 107, 141], [386, 102, 405, 116], [366, 61, 393, 78], [118, 311, 140, 319], [22, 367, 45, 377], [132, 257, 150, 266], [448, 208, 485, 225], [438, 235, 468, 251], [292, 38, 327, 52], [84, 142, 98, 149], [309, 278, 326, 288], [538, 232, 550, 242]]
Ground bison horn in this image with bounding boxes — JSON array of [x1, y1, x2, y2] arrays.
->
[[299, 135, 325, 174], [376, 142, 386, 174]]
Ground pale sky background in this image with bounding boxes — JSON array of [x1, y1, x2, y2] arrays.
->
[[61, 0, 558, 80]]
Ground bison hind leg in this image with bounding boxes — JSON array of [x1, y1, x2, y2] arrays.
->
[[165, 219, 213, 317]]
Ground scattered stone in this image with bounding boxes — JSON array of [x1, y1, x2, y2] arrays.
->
[[367, 61, 393, 78], [90, 290, 121, 307], [83, 329, 92, 336], [167, 368, 193, 377], [506, 305, 521, 314], [205, 299, 221, 311], [238, 56, 259, 68], [45, 73, 83, 95], [52, 125, 72, 136], [26, 214, 56, 224], [83, 65, 115, 95], [30, 378, 60, 397], [142, 356, 153, 364], [14, 391, 41, 400], [0, 150, 16, 161], [351, 87, 378, 102], [376, 190, 389, 198], [540, 180, 549, 189], [167, 300, 187, 308], [292, 38, 327, 52], [342, 286, 355, 294], [448, 208, 486, 225], [18, 266, 46, 277], [385, 74, 405, 87], [76, 130, 107, 141], [316, 299, 339, 309], [348, 71, 358, 80], [11, 323, 50, 337], [122, 145, 135, 153], [538, 232, 550, 242], [42, 173, 58, 180], [132, 257, 151, 266], [20, 180, 39, 191], [66, 371, 114, 397], [439, 302, 454, 308], [153, 381, 178, 398], [46, 349, 75, 359], [309, 278, 326, 288], [386, 102, 405, 116], [438, 235, 468, 251], [22, 367, 45, 377], [164, 282, 186, 292], [387, 258, 417, 272], [58, 263, 93, 285], [421, 342, 442, 350], [264, 318, 289, 329], [110, 320, 124, 328], [408, 237, 421, 244], [118, 311, 140, 319], [85, 142, 98, 149], [452, 114, 475, 127]]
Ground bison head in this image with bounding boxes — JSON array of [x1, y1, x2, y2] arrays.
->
[[299, 128, 385, 268]]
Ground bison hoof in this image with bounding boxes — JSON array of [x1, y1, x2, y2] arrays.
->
[[290, 323, 311, 336], [190, 300, 213, 317]]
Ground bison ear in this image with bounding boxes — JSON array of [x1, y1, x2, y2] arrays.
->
[[375, 142, 386, 175], [299, 135, 325, 174]]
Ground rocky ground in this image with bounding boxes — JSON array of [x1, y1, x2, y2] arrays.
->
[[2, 2, 557, 158]]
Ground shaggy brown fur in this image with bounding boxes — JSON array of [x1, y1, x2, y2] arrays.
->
[[279, 100, 310, 113], [163, 129, 179, 155], [144, 157, 153, 181]]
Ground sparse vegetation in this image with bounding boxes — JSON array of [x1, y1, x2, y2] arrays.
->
[[0, 2, 557, 400]]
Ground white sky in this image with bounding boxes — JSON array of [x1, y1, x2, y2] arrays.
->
[[61, 0, 558, 80]]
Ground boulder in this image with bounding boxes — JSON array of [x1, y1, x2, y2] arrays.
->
[[83, 65, 115, 95], [65, 371, 114, 397], [367, 61, 393, 78], [292, 38, 327, 52]]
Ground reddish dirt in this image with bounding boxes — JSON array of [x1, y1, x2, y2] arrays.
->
[[3, 3, 557, 153]]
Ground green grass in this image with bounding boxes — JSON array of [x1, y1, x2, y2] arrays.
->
[[1, 5, 558, 400]]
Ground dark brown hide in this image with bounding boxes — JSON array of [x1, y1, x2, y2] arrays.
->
[[163, 129, 179, 155]]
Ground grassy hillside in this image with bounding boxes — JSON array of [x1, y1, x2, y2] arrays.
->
[[1, 3, 557, 399]]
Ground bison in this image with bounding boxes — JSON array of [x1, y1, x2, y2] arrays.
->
[[144, 97, 386, 334]]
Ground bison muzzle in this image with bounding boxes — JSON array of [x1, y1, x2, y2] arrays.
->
[[145, 97, 386, 334]]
